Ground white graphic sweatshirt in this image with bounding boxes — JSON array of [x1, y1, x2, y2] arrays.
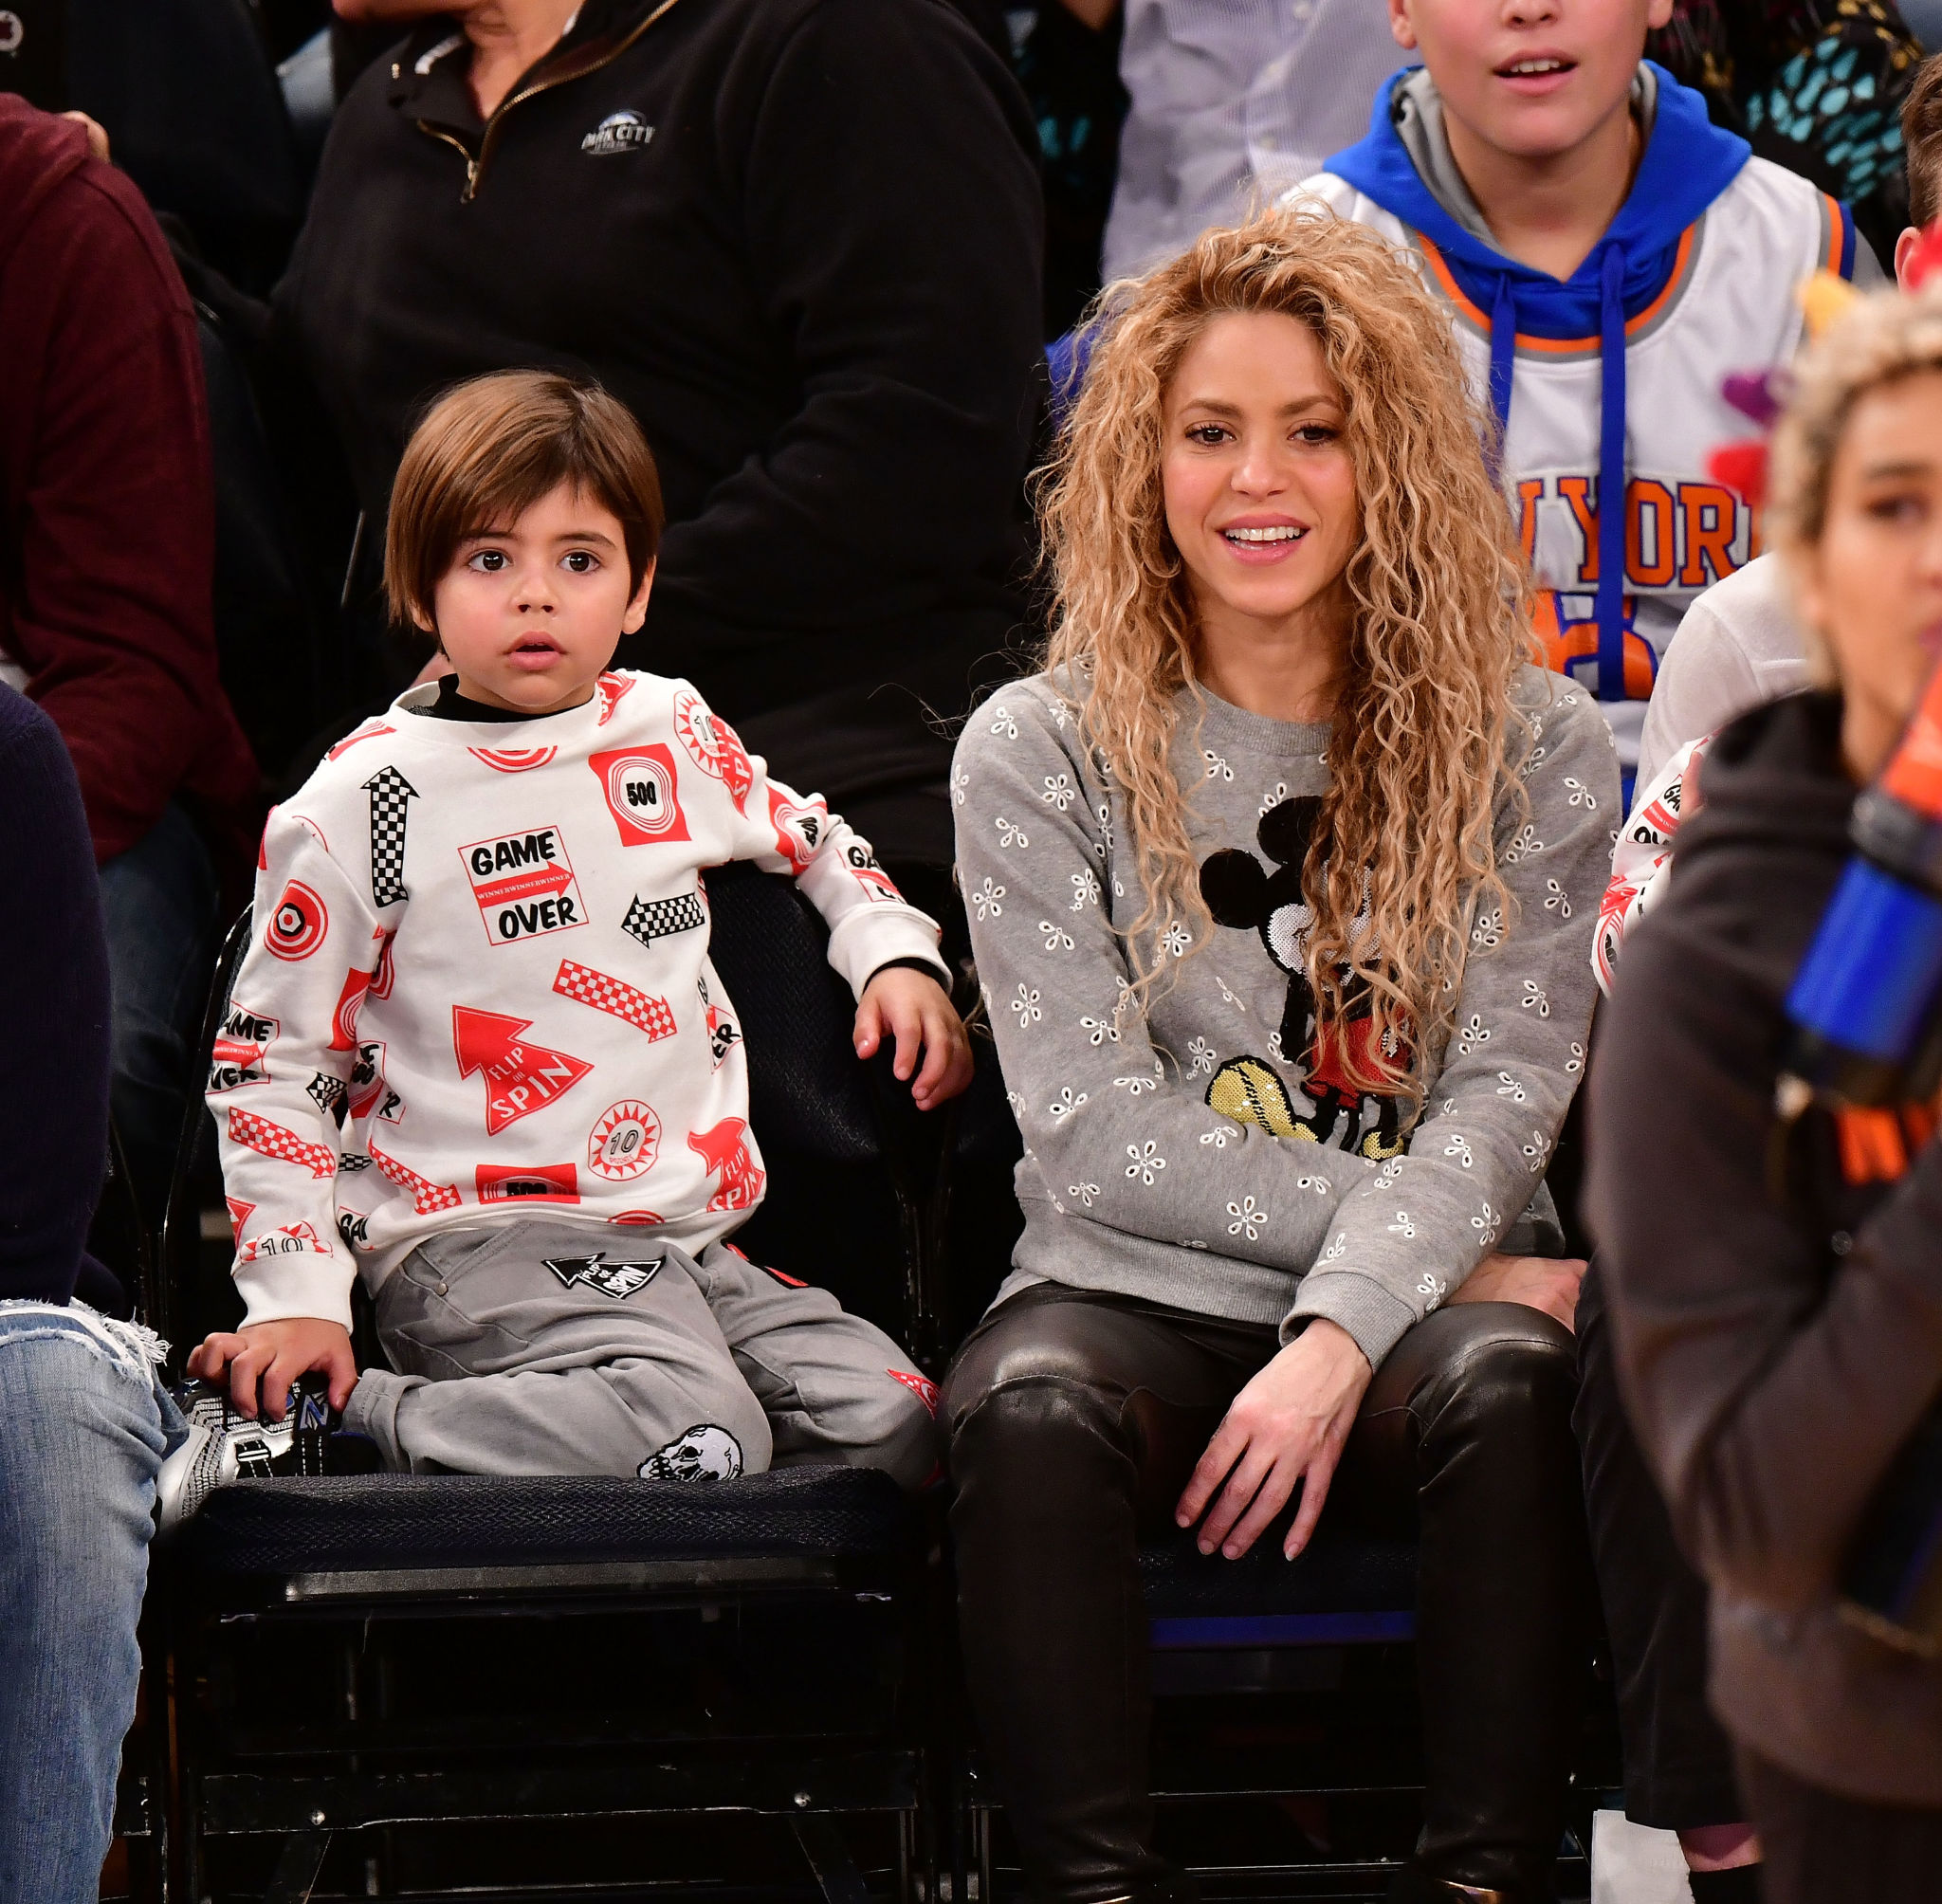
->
[[215, 670, 948, 1331]]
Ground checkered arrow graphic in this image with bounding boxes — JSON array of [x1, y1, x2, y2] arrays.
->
[[363, 766, 419, 906]]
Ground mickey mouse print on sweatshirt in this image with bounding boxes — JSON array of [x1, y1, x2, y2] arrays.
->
[[952, 664, 1618, 1370]]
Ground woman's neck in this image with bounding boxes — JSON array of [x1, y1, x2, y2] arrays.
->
[[459, 0, 581, 118], [1192, 590, 1351, 726]]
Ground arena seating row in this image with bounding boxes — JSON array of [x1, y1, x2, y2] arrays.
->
[[95, 865, 1609, 1904]]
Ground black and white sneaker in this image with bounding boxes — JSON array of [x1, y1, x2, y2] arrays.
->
[[155, 1373, 351, 1533]]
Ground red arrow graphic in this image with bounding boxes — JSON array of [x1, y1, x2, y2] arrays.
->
[[452, 1006, 594, 1136]]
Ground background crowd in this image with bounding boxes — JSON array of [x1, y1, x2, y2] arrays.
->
[[5, 0, 1942, 1900]]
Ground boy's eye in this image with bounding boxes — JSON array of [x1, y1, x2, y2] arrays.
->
[[561, 550, 599, 574], [467, 549, 508, 572]]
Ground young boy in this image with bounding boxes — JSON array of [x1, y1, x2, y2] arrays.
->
[[1296, 0, 1882, 791], [161, 371, 970, 1518]]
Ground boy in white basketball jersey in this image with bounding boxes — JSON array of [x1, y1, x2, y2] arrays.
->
[[1294, 0, 1881, 794]]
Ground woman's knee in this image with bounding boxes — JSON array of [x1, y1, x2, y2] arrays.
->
[[1390, 1303, 1581, 1447]]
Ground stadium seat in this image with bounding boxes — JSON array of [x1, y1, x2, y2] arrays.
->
[[149, 865, 940, 1903]]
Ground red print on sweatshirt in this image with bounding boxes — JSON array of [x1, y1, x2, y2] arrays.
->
[[673, 692, 754, 815], [459, 826, 589, 947], [326, 723, 394, 763], [595, 672, 634, 726], [766, 785, 829, 875], [452, 1007, 594, 1134], [369, 1137, 462, 1214], [329, 964, 376, 1053], [589, 744, 689, 846], [266, 881, 328, 960], [468, 745, 559, 773], [687, 1116, 765, 1212], [476, 1162, 579, 1204], [229, 1109, 338, 1180]]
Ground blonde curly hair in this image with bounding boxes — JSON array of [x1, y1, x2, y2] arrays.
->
[[1040, 207, 1530, 1096], [1769, 282, 1942, 684]]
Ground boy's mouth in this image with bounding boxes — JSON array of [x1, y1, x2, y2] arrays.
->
[[507, 633, 563, 668], [1495, 54, 1578, 87]]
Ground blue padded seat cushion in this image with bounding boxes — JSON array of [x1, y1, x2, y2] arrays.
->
[[174, 1466, 913, 1577], [1138, 1525, 1416, 1620]]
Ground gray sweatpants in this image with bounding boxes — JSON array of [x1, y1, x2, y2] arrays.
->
[[341, 1219, 940, 1492]]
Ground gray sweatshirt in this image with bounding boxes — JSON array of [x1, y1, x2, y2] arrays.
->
[[953, 664, 1619, 1368]]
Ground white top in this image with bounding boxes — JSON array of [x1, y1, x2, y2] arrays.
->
[[1633, 551, 1811, 793], [215, 670, 947, 1330]]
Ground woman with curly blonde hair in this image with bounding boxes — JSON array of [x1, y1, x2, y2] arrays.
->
[[944, 208, 1620, 1904]]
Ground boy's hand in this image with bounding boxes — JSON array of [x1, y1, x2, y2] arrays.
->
[[854, 967, 974, 1110], [187, 1319, 357, 1420]]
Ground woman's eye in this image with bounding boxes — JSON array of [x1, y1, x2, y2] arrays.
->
[[1293, 424, 1336, 446], [562, 550, 599, 574], [1865, 493, 1926, 524], [1186, 424, 1230, 446], [467, 549, 508, 572]]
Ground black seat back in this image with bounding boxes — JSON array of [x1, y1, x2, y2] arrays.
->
[[66, 0, 305, 290]]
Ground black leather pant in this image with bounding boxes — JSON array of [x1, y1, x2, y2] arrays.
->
[[1573, 1260, 1742, 1830], [943, 1283, 1591, 1904]]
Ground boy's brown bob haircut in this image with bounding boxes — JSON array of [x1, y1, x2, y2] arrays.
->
[[386, 369, 666, 635], [1908, 52, 1942, 235]]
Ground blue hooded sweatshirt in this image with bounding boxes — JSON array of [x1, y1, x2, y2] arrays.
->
[[1326, 63, 1850, 706]]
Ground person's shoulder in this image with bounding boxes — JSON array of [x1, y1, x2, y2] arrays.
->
[[1510, 663, 1603, 735], [1716, 152, 1850, 259], [0, 105, 185, 313], [1677, 555, 1805, 669], [1284, 172, 1408, 246], [958, 673, 1084, 765], [0, 684, 72, 777]]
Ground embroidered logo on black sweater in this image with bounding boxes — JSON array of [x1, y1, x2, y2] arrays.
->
[[581, 110, 654, 156]]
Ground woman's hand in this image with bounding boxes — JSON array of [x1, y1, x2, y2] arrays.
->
[[187, 1319, 358, 1419], [854, 967, 974, 1110], [1448, 1252, 1586, 1332], [1175, 1318, 1373, 1562]]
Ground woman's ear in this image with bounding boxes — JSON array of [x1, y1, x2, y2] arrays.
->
[[623, 557, 657, 635]]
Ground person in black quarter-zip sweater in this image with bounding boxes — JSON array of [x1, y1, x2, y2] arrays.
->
[[280, 0, 1044, 871]]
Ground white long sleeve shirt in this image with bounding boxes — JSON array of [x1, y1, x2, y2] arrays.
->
[[216, 670, 947, 1330]]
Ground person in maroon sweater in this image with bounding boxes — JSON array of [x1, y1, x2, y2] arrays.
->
[[0, 95, 259, 1208]]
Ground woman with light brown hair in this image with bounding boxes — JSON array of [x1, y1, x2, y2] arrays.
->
[[1594, 281, 1942, 1903], [944, 207, 1620, 1904]]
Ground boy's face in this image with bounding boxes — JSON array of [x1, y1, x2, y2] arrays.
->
[[421, 482, 652, 716], [1389, 0, 1673, 164]]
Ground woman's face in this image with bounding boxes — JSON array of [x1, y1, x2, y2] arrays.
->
[[1161, 312, 1362, 645], [1793, 371, 1942, 782]]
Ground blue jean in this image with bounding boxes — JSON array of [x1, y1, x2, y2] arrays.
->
[[99, 801, 221, 1212], [0, 1302, 181, 1904]]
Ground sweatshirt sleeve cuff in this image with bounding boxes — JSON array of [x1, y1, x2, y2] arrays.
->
[[1282, 1271, 1420, 1369], [232, 1251, 356, 1334], [824, 906, 949, 998]]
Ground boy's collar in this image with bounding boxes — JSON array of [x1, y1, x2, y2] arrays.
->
[[1326, 60, 1750, 296]]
